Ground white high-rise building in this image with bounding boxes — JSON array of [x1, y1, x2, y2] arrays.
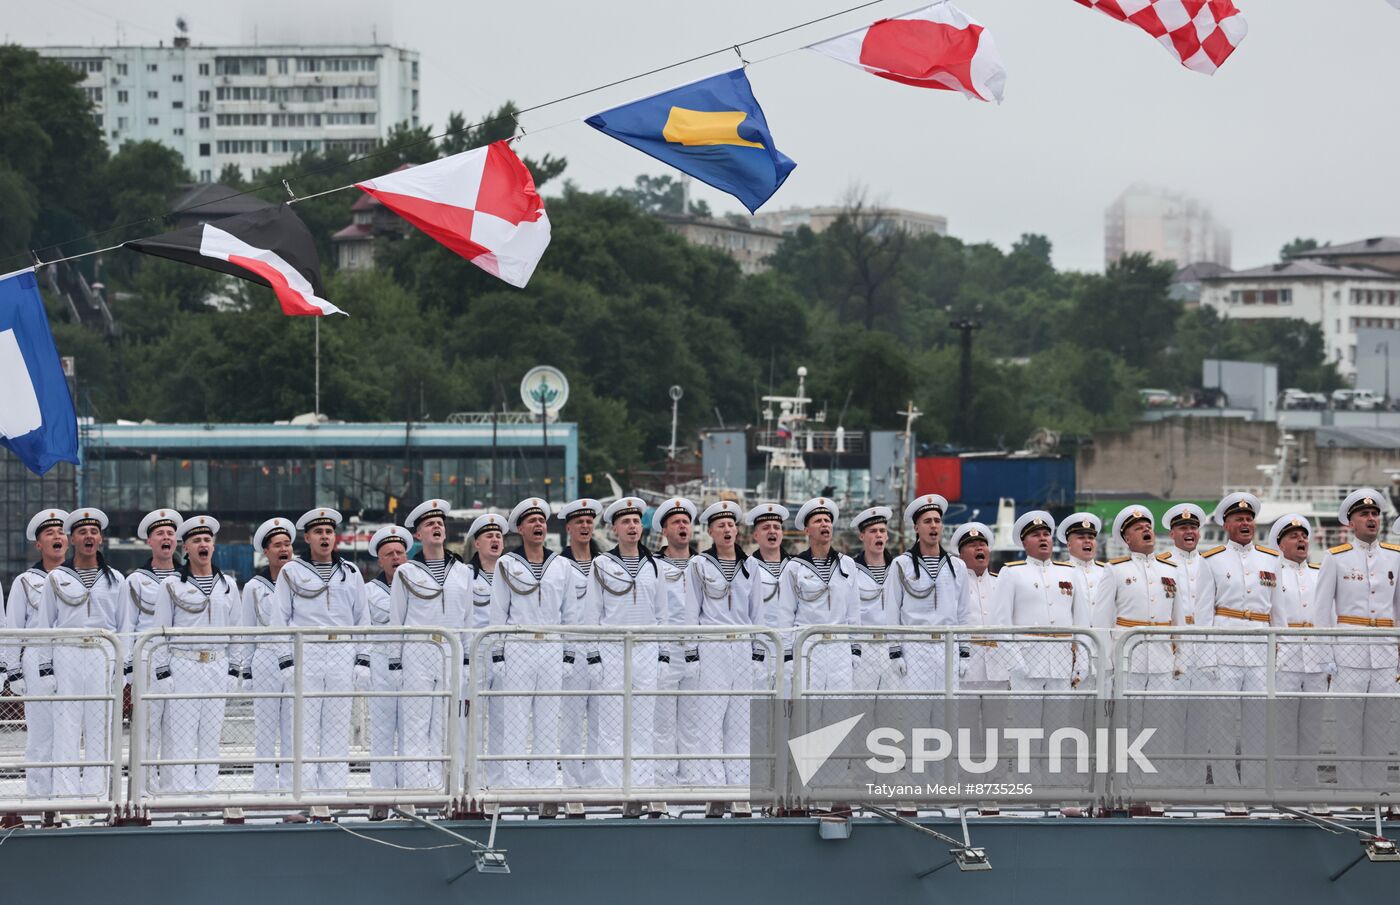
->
[[1104, 183, 1231, 269], [38, 38, 420, 182]]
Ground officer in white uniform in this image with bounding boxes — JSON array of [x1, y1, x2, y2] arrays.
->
[[651, 496, 697, 784], [1058, 513, 1109, 629], [1201, 492, 1284, 788], [745, 503, 789, 694], [239, 517, 296, 791], [152, 515, 241, 794], [364, 525, 410, 790], [1268, 514, 1328, 788], [117, 509, 184, 793], [849, 506, 895, 694], [6, 509, 69, 799], [556, 498, 603, 788], [40, 508, 123, 799], [953, 522, 1010, 771], [270, 507, 372, 793], [489, 498, 578, 789], [769, 498, 860, 704], [680, 500, 755, 787], [1095, 506, 1182, 688], [1312, 489, 1400, 791], [392, 500, 472, 791], [586, 497, 665, 787], [465, 513, 506, 788], [887, 495, 965, 693]]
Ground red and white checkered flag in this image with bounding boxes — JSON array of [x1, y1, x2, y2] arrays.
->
[[1074, 0, 1248, 75]]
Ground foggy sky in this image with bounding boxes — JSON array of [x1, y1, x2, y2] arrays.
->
[[10, 0, 1400, 273]]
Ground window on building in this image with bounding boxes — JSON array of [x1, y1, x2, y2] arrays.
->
[[83, 86, 104, 103], [172, 73, 183, 82], [1241, 290, 1257, 305], [277, 57, 289, 74], [172, 100, 183, 109], [198, 89, 210, 104], [116, 62, 128, 75], [117, 89, 129, 103], [92, 113, 103, 128], [173, 127, 183, 136], [200, 169, 212, 182], [1280, 288, 1292, 305], [116, 116, 128, 129], [324, 112, 374, 125], [217, 113, 268, 126], [199, 143, 210, 156], [1262, 289, 1278, 305], [198, 116, 210, 129], [216, 140, 270, 154], [147, 116, 159, 126], [147, 90, 158, 99], [62, 58, 104, 73], [215, 57, 268, 76], [147, 63, 158, 72], [198, 62, 209, 76], [216, 86, 270, 101]]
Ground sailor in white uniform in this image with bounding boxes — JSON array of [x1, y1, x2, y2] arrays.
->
[[488, 498, 578, 788], [1267, 514, 1328, 787], [770, 498, 860, 703], [744, 503, 789, 696], [554, 498, 603, 788], [117, 509, 184, 793], [650, 496, 698, 784], [887, 495, 965, 694], [466, 514, 506, 788], [953, 522, 1010, 771], [1312, 489, 1400, 790], [1058, 512, 1108, 629], [151, 516, 241, 794], [1163, 503, 1216, 786], [364, 525, 410, 790], [849, 506, 895, 694], [679, 500, 755, 787], [393, 500, 472, 791], [1094, 506, 1183, 689], [39, 508, 123, 799], [270, 507, 371, 793], [5, 509, 69, 799], [585, 497, 665, 787], [238, 517, 296, 791]]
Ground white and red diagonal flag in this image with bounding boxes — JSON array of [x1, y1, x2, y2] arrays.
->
[[808, 3, 1006, 103], [356, 141, 550, 288], [125, 205, 343, 316], [1074, 0, 1248, 75]]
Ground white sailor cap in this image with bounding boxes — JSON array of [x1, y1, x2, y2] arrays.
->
[[652, 497, 697, 529], [700, 500, 742, 525], [1213, 492, 1261, 525], [744, 502, 789, 528], [369, 524, 412, 555], [1012, 510, 1055, 540], [254, 517, 294, 549], [904, 494, 949, 525], [1111, 505, 1154, 539], [1162, 503, 1206, 531], [1268, 513, 1313, 548], [138, 509, 183, 540], [1338, 488, 1385, 524], [405, 499, 449, 531], [1056, 512, 1102, 544], [796, 497, 839, 529], [468, 513, 507, 538], [1392, 516, 1400, 537], [64, 508, 109, 533], [507, 498, 551, 532], [558, 498, 603, 522], [850, 506, 892, 532], [26, 509, 70, 541], [604, 496, 646, 525], [296, 507, 343, 532], [951, 522, 992, 550], [176, 515, 220, 541]]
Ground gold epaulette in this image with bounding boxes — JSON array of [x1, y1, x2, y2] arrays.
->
[[1155, 552, 1177, 567], [1053, 560, 1074, 567], [1108, 556, 1131, 565], [1254, 545, 1280, 557], [1381, 543, 1400, 554], [1003, 560, 1026, 567], [1329, 543, 1353, 555], [1201, 545, 1226, 558], [1307, 562, 1320, 570], [989, 570, 999, 579], [1095, 560, 1108, 567]]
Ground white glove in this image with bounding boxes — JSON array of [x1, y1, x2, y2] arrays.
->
[[227, 666, 244, 694], [6, 671, 24, 697], [353, 663, 372, 691], [561, 652, 577, 678], [280, 665, 297, 689], [889, 650, 908, 678]]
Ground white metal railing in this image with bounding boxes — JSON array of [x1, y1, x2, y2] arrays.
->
[[1115, 626, 1400, 806], [129, 627, 462, 811], [0, 629, 125, 816], [467, 626, 784, 804]]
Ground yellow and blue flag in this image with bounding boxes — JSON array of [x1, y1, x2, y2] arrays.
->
[[586, 69, 796, 213]]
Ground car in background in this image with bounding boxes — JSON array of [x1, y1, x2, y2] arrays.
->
[[1331, 388, 1384, 410], [1139, 388, 1178, 409], [1281, 388, 1328, 410]]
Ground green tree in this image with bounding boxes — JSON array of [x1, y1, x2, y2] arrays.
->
[[1280, 237, 1322, 260], [611, 174, 711, 217]]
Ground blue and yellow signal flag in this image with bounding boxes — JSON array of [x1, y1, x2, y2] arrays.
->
[[585, 69, 797, 213]]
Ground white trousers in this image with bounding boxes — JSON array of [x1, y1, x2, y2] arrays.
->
[[1275, 671, 1327, 789], [1331, 666, 1398, 792], [163, 655, 228, 794], [250, 648, 292, 792], [369, 651, 401, 790], [593, 641, 659, 788], [1212, 664, 1266, 788], [559, 650, 595, 788], [1008, 675, 1072, 786], [295, 645, 354, 792], [52, 646, 112, 799], [20, 649, 56, 799], [1118, 671, 1182, 786], [499, 640, 563, 788], [678, 640, 751, 788], [399, 640, 451, 791], [651, 652, 687, 784]]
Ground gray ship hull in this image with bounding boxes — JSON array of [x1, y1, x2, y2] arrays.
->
[[4, 816, 1394, 903]]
